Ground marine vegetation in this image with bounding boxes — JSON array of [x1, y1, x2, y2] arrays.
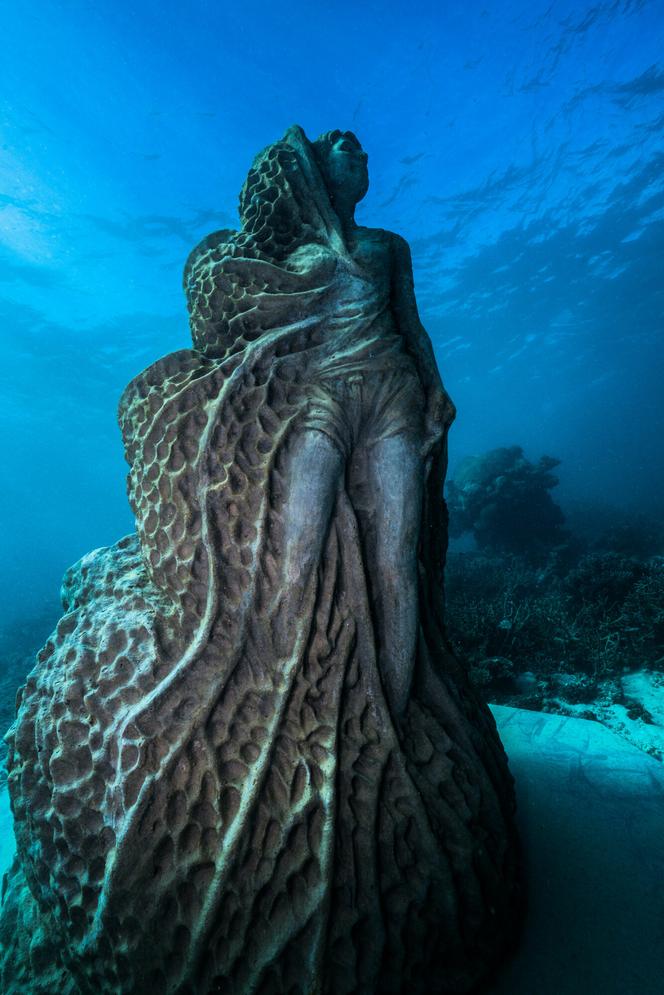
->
[[445, 548, 664, 683], [446, 446, 664, 751]]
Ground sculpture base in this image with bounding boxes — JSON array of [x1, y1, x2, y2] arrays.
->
[[0, 533, 522, 994]]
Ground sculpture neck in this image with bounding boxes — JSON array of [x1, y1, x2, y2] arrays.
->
[[329, 191, 358, 239]]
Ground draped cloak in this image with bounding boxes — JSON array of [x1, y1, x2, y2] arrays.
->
[[0, 126, 521, 995]]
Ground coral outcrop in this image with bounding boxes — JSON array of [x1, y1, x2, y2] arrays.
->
[[448, 445, 567, 560]]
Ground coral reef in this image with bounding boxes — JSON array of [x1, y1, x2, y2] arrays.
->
[[445, 448, 664, 761], [447, 446, 567, 561], [446, 548, 664, 682]]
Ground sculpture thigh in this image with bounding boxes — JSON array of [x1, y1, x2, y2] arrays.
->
[[276, 414, 424, 722], [350, 433, 424, 717], [274, 428, 345, 655]]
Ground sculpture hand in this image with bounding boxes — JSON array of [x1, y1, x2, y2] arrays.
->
[[421, 383, 455, 459]]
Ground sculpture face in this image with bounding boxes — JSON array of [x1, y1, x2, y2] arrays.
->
[[323, 132, 369, 206]]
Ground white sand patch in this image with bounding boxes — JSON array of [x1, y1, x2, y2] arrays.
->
[[544, 669, 664, 761]]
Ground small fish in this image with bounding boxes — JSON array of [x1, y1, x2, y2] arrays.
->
[[400, 152, 427, 165]]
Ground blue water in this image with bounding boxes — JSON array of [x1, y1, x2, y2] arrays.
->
[[1, 3, 663, 991], [1, 1, 663, 619]]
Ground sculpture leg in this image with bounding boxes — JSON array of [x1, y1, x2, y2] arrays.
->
[[272, 428, 344, 654], [352, 433, 424, 720]]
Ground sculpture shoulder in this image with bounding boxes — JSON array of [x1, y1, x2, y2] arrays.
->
[[354, 225, 402, 245], [354, 227, 412, 265], [347, 226, 408, 274], [386, 230, 413, 261]]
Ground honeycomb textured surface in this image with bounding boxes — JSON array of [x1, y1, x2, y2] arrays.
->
[[0, 125, 521, 995]]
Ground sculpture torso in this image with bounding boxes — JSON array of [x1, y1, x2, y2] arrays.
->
[[286, 227, 413, 380]]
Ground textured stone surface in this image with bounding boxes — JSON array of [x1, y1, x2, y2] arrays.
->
[[3, 704, 663, 993], [0, 125, 521, 994]]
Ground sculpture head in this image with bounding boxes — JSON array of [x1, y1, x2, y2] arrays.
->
[[313, 130, 369, 212]]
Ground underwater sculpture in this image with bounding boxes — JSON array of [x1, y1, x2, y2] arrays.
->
[[0, 125, 521, 994]]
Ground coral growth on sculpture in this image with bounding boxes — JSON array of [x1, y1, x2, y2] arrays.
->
[[0, 125, 521, 994]]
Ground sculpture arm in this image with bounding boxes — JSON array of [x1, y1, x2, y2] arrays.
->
[[390, 233, 456, 437]]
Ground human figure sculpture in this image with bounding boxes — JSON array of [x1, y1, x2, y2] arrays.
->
[[0, 125, 521, 995]]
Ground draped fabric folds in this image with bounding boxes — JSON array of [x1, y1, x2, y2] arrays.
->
[[0, 126, 520, 995]]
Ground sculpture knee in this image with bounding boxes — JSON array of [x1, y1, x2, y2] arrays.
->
[[284, 528, 325, 589], [282, 429, 343, 586], [374, 507, 420, 581]]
